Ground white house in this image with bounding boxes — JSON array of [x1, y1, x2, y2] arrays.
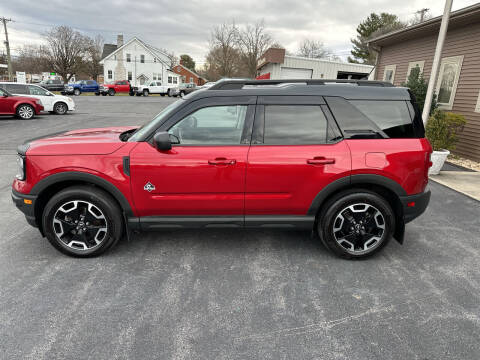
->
[[100, 35, 180, 87], [257, 48, 374, 80]]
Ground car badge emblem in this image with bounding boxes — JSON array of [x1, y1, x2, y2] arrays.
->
[[144, 182, 155, 192]]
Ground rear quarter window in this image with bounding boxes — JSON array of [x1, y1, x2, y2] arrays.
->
[[5, 84, 28, 94], [349, 100, 414, 138]]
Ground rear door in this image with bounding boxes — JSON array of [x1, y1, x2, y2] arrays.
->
[[245, 96, 351, 219], [130, 96, 256, 219], [0, 87, 18, 114]]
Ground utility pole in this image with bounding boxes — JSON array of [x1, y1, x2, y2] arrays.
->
[[422, 0, 453, 125], [416, 8, 430, 22], [1, 17, 13, 81]]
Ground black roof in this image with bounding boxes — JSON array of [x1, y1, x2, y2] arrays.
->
[[187, 79, 411, 101], [101, 44, 117, 60]]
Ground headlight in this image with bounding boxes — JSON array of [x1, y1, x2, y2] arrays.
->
[[68, 86, 73, 90], [16, 155, 26, 181]]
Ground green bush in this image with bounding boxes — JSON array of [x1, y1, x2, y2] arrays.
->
[[401, 66, 437, 115], [425, 109, 466, 151]]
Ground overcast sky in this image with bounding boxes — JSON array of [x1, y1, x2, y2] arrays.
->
[[1, 0, 478, 66]]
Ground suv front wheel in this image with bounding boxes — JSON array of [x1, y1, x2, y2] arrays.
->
[[42, 186, 123, 257], [318, 190, 394, 259]]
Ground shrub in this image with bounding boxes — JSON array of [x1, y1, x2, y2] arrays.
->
[[425, 109, 466, 151], [401, 66, 437, 115]]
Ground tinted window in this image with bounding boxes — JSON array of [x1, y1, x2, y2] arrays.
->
[[349, 100, 414, 138], [264, 105, 328, 145], [5, 84, 28, 94], [87, 80, 95, 85], [168, 105, 247, 145], [28, 85, 49, 96]]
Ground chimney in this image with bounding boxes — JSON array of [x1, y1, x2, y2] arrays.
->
[[117, 34, 124, 48]]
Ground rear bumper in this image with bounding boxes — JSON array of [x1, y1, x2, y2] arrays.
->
[[11, 188, 38, 227], [400, 188, 431, 223]]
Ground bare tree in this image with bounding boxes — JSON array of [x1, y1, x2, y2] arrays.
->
[[297, 39, 339, 60], [43, 26, 90, 83], [237, 20, 272, 78], [209, 21, 239, 78], [12, 45, 49, 74], [83, 35, 104, 80]]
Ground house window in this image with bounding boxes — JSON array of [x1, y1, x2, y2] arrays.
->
[[182, 76, 186, 83], [128, 71, 132, 81], [114, 55, 116, 60], [108, 70, 112, 80], [168, 76, 172, 84], [173, 77, 178, 84], [126, 53, 131, 63], [435, 55, 463, 110], [190, 77, 194, 83], [383, 65, 396, 84], [140, 55, 145, 63], [153, 73, 157, 80], [406, 61, 425, 81], [154, 58, 157, 63], [475, 91, 480, 113]]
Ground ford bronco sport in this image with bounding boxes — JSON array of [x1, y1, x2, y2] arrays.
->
[[12, 79, 432, 258]]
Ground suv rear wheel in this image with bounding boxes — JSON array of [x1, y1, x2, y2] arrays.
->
[[318, 190, 394, 259], [16, 104, 35, 119], [42, 186, 123, 257]]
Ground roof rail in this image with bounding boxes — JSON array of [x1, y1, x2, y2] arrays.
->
[[209, 79, 394, 90]]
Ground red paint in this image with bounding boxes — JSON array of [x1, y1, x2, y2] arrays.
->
[[0, 94, 44, 115], [101, 81, 131, 93], [256, 73, 271, 80], [12, 127, 432, 218]]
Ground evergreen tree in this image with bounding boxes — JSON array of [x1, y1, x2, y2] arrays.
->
[[402, 66, 437, 115]]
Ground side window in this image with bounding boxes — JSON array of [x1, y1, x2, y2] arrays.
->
[[168, 105, 248, 145], [140, 55, 145, 63], [173, 77, 178, 84], [108, 70, 113, 79], [263, 105, 329, 145], [168, 76, 172, 84], [5, 84, 28, 94], [87, 80, 95, 85], [348, 100, 415, 138], [28, 85, 49, 96]]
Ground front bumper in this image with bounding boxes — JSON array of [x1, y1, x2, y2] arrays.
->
[[400, 188, 431, 223], [12, 188, 38, 227]]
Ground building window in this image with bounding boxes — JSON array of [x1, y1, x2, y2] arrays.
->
[[435, 55, 463, 110], [383, 65, 396, 84], [406, 61, 425, 81], [190, 77, 194, 83], [173, 77, 178, 84], [182, 76, 186, 83], [128, 71, 132, 81], [168, 76, 172, 84], [140, 55, 145, 63], [475, 91, 480, 113], [126, 53, 131, 63], [108, 70, 112, 80], [153, 73, 157, 80], [154, 58, 157, 63]]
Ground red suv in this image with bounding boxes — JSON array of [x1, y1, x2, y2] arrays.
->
[[0, 87, 44, 119], [12, 79, 432, 258]]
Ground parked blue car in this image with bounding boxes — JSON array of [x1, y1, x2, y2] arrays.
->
[[61, 80, 99, 96]]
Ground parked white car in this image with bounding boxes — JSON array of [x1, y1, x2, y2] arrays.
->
[[0, 82, 75, 115], [135, 80, 180, 97]]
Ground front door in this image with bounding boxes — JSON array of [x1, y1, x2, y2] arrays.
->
[[245, 99, 351, 218], [130, 101, 255, 220], [27, 85, 53, 109]]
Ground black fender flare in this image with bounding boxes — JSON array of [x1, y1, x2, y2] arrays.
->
[[30, 171, 134, 217]]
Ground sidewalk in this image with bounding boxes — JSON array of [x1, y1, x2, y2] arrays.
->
[[429, 170, 480, 201]]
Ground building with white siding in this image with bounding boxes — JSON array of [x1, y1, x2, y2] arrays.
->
[[257, 48, 374, 80], [100, 35, 180, 87]]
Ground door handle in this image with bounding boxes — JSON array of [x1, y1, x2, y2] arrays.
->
[[208, 158, 236, 166], [307, 157, 335, 165]]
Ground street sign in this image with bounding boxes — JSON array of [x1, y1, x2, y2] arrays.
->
[[16, 71, 26, 83], [0, 64, 8, 68]]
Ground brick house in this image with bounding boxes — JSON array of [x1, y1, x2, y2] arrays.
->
[[368, 3, 480, 161], [172, 63, 206, 86]]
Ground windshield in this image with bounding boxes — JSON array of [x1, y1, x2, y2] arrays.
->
[[128, 99, 185, 142]]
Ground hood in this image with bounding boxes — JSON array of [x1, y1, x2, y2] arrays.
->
[[25, 126, 137, 156]]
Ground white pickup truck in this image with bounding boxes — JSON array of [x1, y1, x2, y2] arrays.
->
[[135, 80, 179, 97]]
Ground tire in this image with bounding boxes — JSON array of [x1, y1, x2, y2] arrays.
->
[[74, 89, 81, 96], [135, 93, 141, 96], [102, 93, 107, 96], [95, 92, 100, 96], [42, 186, 124, 257], [108, 89, 115, 96], [317, 189, 394, 259], [167, 89, 172, 97], [143, 89, 149, 97], [16, 104, 35, 120], [53, 102, 68, 115]]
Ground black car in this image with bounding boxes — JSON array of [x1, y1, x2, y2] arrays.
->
[[39, 79, 65, 92]]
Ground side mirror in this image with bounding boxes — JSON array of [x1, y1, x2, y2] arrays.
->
[[153, 131, 172, 151]]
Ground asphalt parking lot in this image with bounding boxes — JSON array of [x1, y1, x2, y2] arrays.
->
[[1, 96, 479, 359]]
